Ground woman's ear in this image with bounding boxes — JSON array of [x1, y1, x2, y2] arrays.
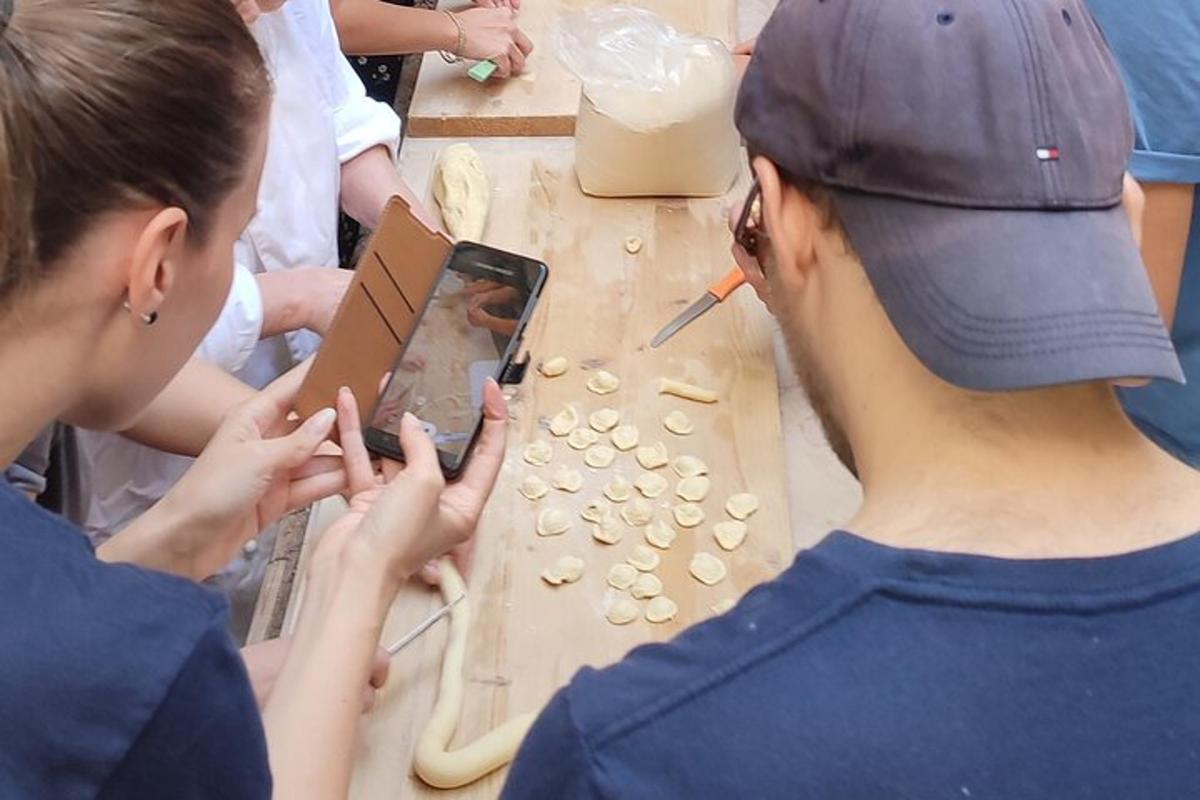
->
[[751, 156, 821, 286], [125, 208, 188, 320]]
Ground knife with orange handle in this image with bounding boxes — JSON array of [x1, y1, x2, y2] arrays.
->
[[650, 266, 747, 348]]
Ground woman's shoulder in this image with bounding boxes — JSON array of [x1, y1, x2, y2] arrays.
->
[[0, 484, 264, 797]]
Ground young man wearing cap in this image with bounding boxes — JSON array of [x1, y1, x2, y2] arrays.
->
[[502, 1, 1200, 796]]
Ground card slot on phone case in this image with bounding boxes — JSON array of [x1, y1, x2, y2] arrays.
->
[[295, 195, 453, 420], [358, 254, 416, 337]]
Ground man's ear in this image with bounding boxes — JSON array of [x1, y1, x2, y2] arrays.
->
[[751, 156, 820, 283], [125, 207, 188, 319]]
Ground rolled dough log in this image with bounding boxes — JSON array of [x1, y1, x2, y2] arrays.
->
[[433, 143, 490, 241], [574, 49, 739, 198], [413, 560, 537, 789]]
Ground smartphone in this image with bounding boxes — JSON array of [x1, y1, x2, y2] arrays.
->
[[363, 242, 548, 478]]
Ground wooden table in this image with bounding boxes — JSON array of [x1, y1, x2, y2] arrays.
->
[[406, 0, 737, 137], [277, 138, 793, 798]]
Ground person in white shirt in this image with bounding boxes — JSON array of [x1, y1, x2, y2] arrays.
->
[[76, 0, 442, 551]]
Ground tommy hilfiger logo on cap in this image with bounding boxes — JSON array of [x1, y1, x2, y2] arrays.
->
[[1035, 146, 1061, 161]]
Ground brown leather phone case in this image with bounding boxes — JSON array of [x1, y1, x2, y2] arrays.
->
[[295, 196, 452, 421]]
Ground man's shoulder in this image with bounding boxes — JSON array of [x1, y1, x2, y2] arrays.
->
[[565, 541, 867, 749]]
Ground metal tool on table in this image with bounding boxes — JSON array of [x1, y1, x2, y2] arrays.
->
[[385, 592, 465, 656], [650, 266, 747, 348]]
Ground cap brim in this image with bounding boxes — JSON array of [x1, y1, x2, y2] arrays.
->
[[832, 191, 1183, 391]]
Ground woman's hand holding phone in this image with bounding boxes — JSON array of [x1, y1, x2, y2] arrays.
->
[[99, 361, 348, 579], [312, 380, 508, 585]]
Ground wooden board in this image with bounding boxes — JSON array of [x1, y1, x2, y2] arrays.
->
[[285, 138, 791, 798], [406, 0, 737, 137]]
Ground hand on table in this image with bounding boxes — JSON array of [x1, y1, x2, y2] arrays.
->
[[732, 37, 756, 80], [243, 637, 390, 712], [454, 7, 533, 78], [466, 293, 520, 337], [310, 381, 508, 586]]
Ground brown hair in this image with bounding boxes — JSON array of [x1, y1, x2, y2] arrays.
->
[[0, 0, 269, 305]]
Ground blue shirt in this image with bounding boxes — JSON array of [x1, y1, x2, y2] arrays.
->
[[0, 482, 271, 798], [504, 531, 1200, 799], [1085, 0, 1200, 465]]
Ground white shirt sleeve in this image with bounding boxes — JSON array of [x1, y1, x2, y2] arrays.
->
[[196, 263, 264, 372], [296, 0, 402, 164]]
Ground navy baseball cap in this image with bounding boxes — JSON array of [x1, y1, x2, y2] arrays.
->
[[736, 0, 1184, 390]]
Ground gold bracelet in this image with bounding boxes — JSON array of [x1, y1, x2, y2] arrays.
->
[[439, 10, 465, 63]]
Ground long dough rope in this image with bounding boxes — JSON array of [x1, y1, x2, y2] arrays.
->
[[413, 559, 537, 789]]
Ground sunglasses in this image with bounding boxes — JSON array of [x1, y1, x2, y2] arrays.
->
[[733, 178, 768, 279]]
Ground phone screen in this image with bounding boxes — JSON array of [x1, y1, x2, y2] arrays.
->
[[367, 243, 543, 472]]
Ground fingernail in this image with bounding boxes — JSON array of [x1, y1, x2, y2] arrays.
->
[[402, 412, 418, 427], [310, 407, 337, 428], [338, 386, 351, 397]]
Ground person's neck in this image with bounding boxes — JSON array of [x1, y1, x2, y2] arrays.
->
[[0, 318, 87, 468], [834, 334, 1200, 559]]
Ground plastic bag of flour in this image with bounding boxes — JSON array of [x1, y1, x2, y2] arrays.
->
[[556, 6, 740, 198]]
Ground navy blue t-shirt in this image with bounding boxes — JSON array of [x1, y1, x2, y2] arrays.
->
[[504, 530, 1200, 799], [0, 482, 271, 798]]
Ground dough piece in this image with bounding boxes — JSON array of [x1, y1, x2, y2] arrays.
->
[[607, 563, 638, 591], [517, 475, 549, 501], [676, 476, 711, 502], [644, 519, 677, 550], [535, 508, 571, 537], [631, 572, 663, 600], [671, 455, 709, 478], [549, 405, 579, 437], [635, 441, 670, 470], [658, 377, 718, 404], [586, 370, 620, 395], [584, 444, 617, 469], [523, 439, 553, 467], [624, 235, 643, 254], [413, 560, 536, 789], [713, 520, 748, 551], [646, 596, 679, 624], [567, 428, 599, 450], [551, 466, 584, 493], [725, 493, 760, 521], [603, 475, 633, 503], [663, 410, 694, 435], [580, 498, 611, 523], [621, 498, 655, 527], [689, 552, 727, 586], [606, 597, 640, 625], [710, 597, 737, 615], [539, 356, 569, 378], [627, 545, 661, 572], [432, 144, 490, 242], [633, 471, 669, 499], [591, 515, 624, 545], [673, 503, 705, 529], [610, 424, 639, 451], [589, 408, 621, 432], [540, 555, 585, 586]]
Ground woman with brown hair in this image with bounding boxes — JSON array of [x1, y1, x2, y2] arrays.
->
[[0, 0, 505, 796]]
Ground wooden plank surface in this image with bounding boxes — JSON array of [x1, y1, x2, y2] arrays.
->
[[282, 137, 793, 798], [406, 0, 737, 137]]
